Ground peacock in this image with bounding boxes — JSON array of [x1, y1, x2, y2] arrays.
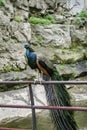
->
[[24, 43, 77, 130]]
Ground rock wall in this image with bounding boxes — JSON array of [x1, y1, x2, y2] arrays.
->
[[0, 0, 87, 95], [67, 0, 87, 14], [0, 0, 87, 83], [0, 0, 87, 128]]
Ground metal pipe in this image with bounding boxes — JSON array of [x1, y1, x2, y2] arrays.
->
[[0, 104, 87, 111], [0, 80, 87, 130], [29, 84, 36, 130], [0, 80, 87, 85], [0, 128, 28, 130]]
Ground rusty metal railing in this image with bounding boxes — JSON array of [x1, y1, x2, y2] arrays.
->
[[0, 80, 87, 85], [0, 80, 87, 130]]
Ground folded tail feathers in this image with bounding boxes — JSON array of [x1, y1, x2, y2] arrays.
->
[[43, 70, 78, 130]]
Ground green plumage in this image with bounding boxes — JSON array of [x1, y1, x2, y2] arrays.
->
[[43, 70, 78, 130], [53, 70, 71, 106]]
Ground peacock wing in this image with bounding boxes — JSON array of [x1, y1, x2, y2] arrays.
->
[[37, 55, 54, 70]]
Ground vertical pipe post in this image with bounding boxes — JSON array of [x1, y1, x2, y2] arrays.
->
[[29, 84, 36, 130]]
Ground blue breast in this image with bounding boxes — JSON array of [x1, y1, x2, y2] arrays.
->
[[26, 49, 37, 69]]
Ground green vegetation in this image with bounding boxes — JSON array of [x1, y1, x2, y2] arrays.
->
[[3, 65, 12, 73], [45, 14, 57, 24], [78, 10, 87, 18], [14, 16, 21, 22], [74, 18, 83, 25], [29, 17, 51, 25], [35, 35, 44, 41], [0, 65, 22, 74], [61, 12, 66, 16], [29, 14, 57, 25], [0, 0, 4, 6]]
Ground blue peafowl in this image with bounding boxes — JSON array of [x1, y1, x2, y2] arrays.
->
[[24, 43, 77, 130]]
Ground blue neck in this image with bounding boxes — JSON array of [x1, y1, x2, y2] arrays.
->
[[26, 49, 37, 69]]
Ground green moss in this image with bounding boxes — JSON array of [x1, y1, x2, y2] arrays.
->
[[0, 0, 4, 6], [1, 65, 21, 73], [35, 35, 44, 42], [3, 65, 12, 73], [61, 12, 66, 16], [61, 72, 74, 80], [78, 10, 87, 18], [0, 85, 9, 92], [29, 14, 57, 25], [45, 14, 57, 24], [14, 16, 21, 22], [29, 17, 51, 25], [12, 67, 20, 71], [74, 18, 83, 25]]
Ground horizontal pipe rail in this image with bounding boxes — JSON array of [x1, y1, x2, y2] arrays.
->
[[0, 128, 28, 130], [0, 80, 87, 85], [0, 104, 87, 111], [0, 80, 87, 130]]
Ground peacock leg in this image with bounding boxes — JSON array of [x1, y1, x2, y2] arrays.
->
[[34, 69, 40, 84], [34, 69, 43, 84]]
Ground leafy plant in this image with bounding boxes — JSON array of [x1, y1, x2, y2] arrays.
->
[[14, 16, 21, 22], [29, 17, 51, 25], [61, 12, 66, 16], [78, 10, 87, 18], [0, 0, 4, 6], [74, 18, 83, 25], [29, 14, 57, 25], [36, 35, 44, 41], [45, 14, 57, 24]]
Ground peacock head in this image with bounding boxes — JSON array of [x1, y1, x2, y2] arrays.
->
[[24, 43, 31, 49], [24, 43, 34, 52]]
